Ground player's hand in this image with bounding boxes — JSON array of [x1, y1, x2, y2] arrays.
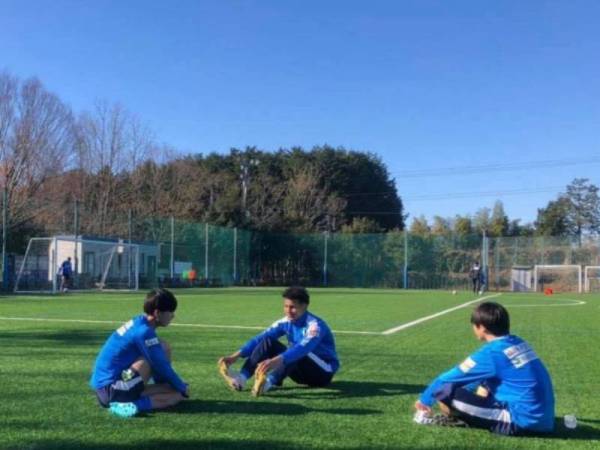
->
[[182, 385, 190, 398], [414, 400, 432, 413], [219, 354, 238, 366], [256, 356, 283, 374]]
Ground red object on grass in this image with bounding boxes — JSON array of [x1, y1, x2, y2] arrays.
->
[[544, 287, 554, 295]]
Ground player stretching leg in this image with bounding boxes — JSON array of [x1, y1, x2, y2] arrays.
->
[[218, 286, 339, 396], [414, 302, 555, 436], [90, 288, 189, 418]]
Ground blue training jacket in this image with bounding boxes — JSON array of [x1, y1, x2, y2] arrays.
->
[[90, 314, 187, 394], [240, 311, 340, 373], [60, 260, 72, 276], [420, 335, 555, 432]]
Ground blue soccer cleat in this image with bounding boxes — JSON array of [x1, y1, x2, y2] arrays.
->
[[109, 402, 139, 418]]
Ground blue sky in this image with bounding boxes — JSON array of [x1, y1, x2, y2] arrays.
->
[[2, 0, 599, 224]]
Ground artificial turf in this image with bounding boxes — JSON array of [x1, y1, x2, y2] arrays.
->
[[1, 288, 599, 449]]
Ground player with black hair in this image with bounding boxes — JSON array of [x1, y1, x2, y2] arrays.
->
[[90, 288, 189, 418], [218, 286, 339, 396], [414, 302, 555, 435]]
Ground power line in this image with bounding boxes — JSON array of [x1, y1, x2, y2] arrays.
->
[[405, 186, 563, 201], [347, 186, 563, 214], [344, 185, 564, 200], [392, 156, 600, 178], [341, 157, 599, 197]]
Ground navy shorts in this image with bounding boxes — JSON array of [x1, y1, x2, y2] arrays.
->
[[95, 370, 144, 408], [435, 383, 518, 435]]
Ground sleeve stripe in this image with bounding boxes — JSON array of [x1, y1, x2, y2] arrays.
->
[[307, 352, 333, 372]]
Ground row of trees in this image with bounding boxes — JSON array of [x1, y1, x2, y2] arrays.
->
[[409, 178, 600, 244], [0, 72, 403, 253], [2, 70, 599, 258]]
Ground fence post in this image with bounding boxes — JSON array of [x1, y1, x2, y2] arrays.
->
[[128, 209, 132, 289], [403, 228, 408, 289], [495, 237, 501, 290], [233, 227, 238, 284], [481, 231, 489, 290], [205, 222, 209, 286], [73, 199, 79, 278], [52, 237, 58, 293], [2, 188, 7, 290], [323, 231, 328, 286], [170, 216, 174, 280]]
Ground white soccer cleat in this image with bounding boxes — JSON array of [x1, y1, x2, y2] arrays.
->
[[413, 410, 434, 425], [413, 411, 467, 427]]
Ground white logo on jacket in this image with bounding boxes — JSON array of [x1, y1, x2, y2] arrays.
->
[[306, 320, 320, 338], [145, 337, 160, 347], [459, 357, 476, 373]]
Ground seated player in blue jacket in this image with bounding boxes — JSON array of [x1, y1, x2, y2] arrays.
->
[[414, 302, 555, 435], [90, 288, 189, 418], [218, 286, 339, 396]]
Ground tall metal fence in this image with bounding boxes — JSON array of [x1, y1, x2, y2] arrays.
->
[[6, 214, 600, 291]]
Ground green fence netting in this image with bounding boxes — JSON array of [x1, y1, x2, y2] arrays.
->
[[10, 213, 600, 291]]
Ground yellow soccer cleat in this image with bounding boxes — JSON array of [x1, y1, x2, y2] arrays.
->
[[218, 360, 244, 391], [251, 370, 268, 397]]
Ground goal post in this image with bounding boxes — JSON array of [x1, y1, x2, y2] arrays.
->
[[584, 266, 600, 293], [94, 241, 140, 291], [14, 236, 140, 293], [14, 237, 57, 293], [533, 264, 582, 294]]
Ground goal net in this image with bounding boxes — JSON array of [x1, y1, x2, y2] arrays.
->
[[533, 265, 582, 294], [14, 237, 140, 293], [584, 266, 600, 293]]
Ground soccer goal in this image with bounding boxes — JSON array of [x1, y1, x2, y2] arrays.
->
[[584, 266, 600, 293], [14, 236, 140, 293], [533, 265, 582, 294]]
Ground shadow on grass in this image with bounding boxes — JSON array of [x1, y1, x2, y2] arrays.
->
[[539, 418, 600, 440], [446, 417, 600, 441], [273, 380, 425, 400], [0, 329, 106, 347], [2, 439, 309, 450], [576, 417, 600, 424], [6, 439, 501, 450], [163, 398, 380, 416]]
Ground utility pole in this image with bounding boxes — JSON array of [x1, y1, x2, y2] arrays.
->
[[240, 157, 259, 219]]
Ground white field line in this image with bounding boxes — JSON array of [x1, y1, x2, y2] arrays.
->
[[381, 293, 502, 335], [0, 316, 265, 331], [2, 292, 584, 336], [503, 298, 586, 307], [0, 316, 380, 335]]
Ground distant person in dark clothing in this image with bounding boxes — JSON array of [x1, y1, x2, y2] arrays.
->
[[469, 262, 482, 294], [60, 257, 73, 292]]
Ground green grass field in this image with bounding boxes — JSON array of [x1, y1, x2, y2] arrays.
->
[[1, 288, 599, 449]]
